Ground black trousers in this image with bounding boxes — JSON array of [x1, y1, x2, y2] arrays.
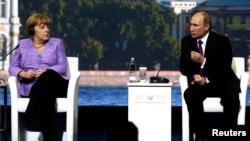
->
[[25, 69, 69, 141], [184, 83, 240, 138]]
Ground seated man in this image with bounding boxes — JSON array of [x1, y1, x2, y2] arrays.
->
[[179, 11, 241, 141]]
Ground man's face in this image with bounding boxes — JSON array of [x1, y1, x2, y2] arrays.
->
[[189, 13, 209, 39]]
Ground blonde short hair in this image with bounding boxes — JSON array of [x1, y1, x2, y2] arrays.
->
[[25, 13, 51, 36]]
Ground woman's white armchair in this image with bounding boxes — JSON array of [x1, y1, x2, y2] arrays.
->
[[8, 57, 81, 141]]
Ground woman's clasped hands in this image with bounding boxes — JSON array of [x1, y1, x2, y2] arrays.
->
[[19, 69, 47, 79]]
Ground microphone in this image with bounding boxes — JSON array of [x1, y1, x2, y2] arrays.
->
[[149, 62, 169, 83], [155, 63, 161, 77], [0, 45, 19, 61]]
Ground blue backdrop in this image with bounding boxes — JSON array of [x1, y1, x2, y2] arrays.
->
[[2, 87, 249, 107]]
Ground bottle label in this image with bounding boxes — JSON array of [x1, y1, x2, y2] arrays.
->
[[129, 76, 137, 82]]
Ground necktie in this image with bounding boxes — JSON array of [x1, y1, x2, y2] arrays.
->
[[198, 40, 203, 56], [197, 40, 204, 76]]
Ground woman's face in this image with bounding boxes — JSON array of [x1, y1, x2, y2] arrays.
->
[[33, 23, 50, 42]]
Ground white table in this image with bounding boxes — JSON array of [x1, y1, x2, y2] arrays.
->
[[128, 82, 172, 141]]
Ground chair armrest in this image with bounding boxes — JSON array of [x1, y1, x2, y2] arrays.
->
[[240, 72, 249, 96], [8, 76, 20, 107], [179, 75, 188, 95], [66, 72, 81, 108], [238, 72, 249, 125], [179, 75, 191, 141], [66, 72, 81, 140], [8, 76, 21, 141]]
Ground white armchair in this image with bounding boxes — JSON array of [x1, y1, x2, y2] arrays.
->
[[179, 57, 249, 141], [8, 57, 81, 141]]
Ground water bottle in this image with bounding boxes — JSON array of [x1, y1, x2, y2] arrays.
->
[[129, 57, 137, 83]]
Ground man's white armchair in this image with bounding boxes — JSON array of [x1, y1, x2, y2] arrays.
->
[[8, 57, 81, 141], [179, 57, 249, 141]]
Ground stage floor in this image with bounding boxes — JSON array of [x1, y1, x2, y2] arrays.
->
[[0, 132, 182, 141], [1, 106, 249, 141]]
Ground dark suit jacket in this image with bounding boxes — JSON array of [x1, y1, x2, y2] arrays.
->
[[180, 31, 240, 91]]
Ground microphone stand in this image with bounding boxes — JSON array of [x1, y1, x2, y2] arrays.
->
[[149, 64, 169, 83], [1, 45, 19, 70], [156, 69, 160, 78], [150, 57, 177, 83]]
